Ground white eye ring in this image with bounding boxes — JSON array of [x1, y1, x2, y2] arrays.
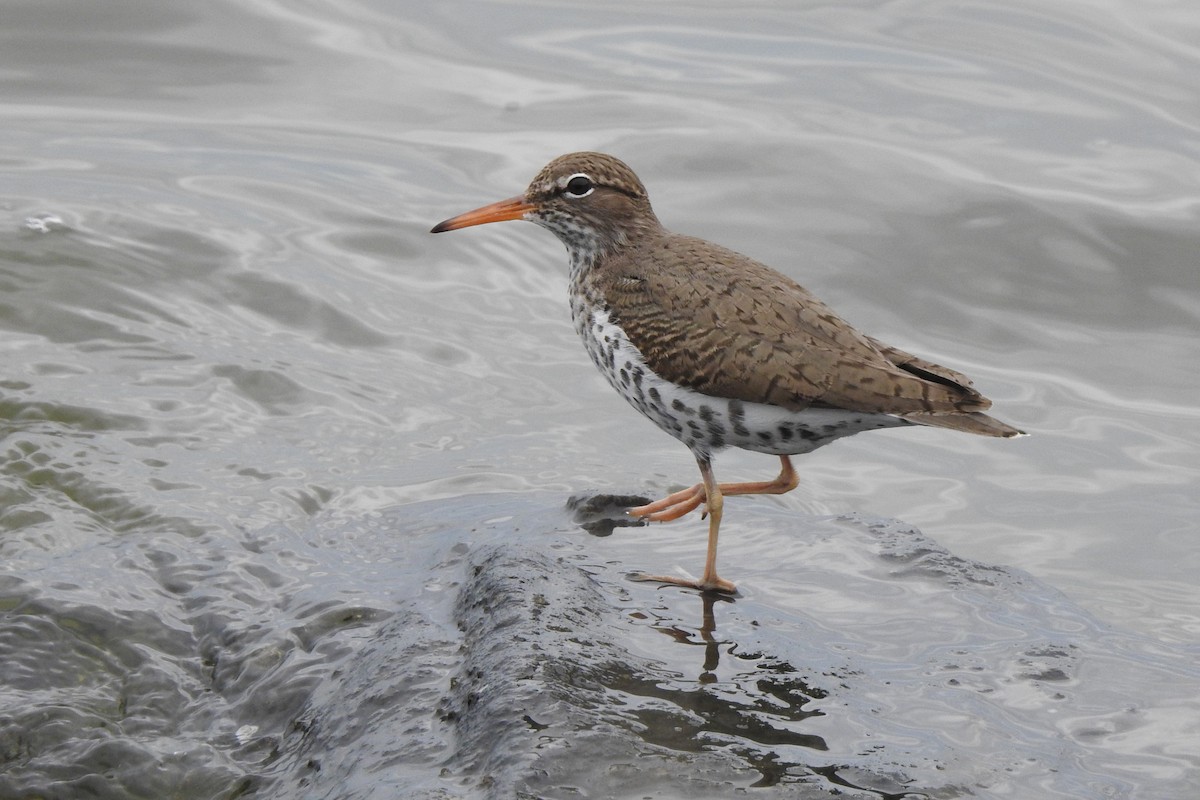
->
[[562, 173, 595, 198]]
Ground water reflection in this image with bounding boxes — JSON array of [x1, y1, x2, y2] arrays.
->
[[648, 592, 731, 683], [637, 591, 843, 792]]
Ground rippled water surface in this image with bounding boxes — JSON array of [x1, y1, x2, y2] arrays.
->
[[2, 1, 1198, 797]]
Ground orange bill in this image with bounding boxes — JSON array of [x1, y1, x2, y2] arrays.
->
[[430, 195, 535, 233]]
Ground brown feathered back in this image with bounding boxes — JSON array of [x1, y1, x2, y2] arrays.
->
[[587, 232, 1021, 436]]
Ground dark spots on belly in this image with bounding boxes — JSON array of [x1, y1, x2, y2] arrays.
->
[[697, 405, 726, 448], [778, 425, 794, 442], [619, 368, 629, 386], [671, 398, 693, 415], [757, 431, 773, 443], [727, 399, 749, 437], [648, 387, 661, 402]]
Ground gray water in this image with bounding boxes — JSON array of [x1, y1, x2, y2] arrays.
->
[[2, 1, 1198, 798]]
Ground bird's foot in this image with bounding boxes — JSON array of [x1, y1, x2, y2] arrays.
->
[[631, 572, 737, 595], [628, 483, 706, 522]]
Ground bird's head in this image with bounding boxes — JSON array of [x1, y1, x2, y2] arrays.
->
[[431, 152, 661, 261]]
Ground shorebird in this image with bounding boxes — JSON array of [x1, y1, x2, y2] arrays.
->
[[431, 152, 1023, 594]]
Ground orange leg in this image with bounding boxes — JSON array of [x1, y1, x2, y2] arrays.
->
[[629, 455, 798, 522], [634, 454, 736, 593]]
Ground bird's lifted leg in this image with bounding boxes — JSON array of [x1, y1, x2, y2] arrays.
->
[[629, 455, 798, 522], [634, 454, 737, 594]]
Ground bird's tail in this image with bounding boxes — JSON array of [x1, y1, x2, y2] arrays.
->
[[903, 411, 1026, 438]]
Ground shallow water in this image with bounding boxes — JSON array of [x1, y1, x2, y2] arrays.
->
[[2, 0, 1198, 797]]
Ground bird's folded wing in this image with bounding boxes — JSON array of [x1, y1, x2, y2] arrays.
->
[[599, 235, 992, 416]]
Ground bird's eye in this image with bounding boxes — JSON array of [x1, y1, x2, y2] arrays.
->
[[564, 174, 594, 197]]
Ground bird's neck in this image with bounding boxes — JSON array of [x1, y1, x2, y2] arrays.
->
[[552, 217, 662, 283], [563, 236, 615, 283]]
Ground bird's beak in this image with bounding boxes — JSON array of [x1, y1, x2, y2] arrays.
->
[[430, 195, 535, 233]]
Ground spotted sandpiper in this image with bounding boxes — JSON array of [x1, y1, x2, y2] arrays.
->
[[432, 152, 1023, 594]]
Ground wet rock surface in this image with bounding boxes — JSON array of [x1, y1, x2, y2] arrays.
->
[[243, 495, 1199, 798]]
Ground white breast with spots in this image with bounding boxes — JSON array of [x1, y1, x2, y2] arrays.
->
[[571, 305, 909, 458]]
